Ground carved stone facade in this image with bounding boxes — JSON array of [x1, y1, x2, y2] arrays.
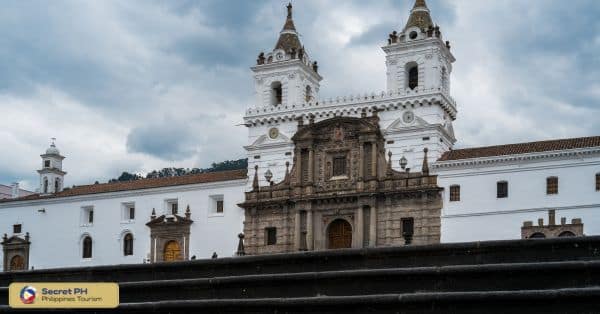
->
[[146, 207, 193, 263], [239, 114, 443, 255], [1, 232, 31, 272], [521, 210, 584, 239]]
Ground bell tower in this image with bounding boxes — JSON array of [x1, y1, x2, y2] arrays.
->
[[384, 0, 454, 94], [244, 3, 322, 190], [252, 3, 322, 107], [37, 138, 66, 195], [380, 0, 457, 170]]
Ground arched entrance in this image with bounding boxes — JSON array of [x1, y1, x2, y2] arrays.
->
[[10, 255, 25, 271], [529, 232, 546, 239], [327, 219, 352, 249], [558, 231, 576, 237], [163, 241, 182, 262]]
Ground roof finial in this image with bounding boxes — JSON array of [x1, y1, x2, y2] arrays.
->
[[421, 147, 429, 175], [281, 2, 296, 32], [252, 165, 259, 191], [414, 0, 428, 9], [51, 137, 56, 147]]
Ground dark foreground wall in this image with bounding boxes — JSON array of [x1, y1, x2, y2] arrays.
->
[[1, 236, 600, 313]]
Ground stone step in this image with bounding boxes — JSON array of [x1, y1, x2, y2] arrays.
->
[[109, 260, 600, 303], [2, 236, 599, 286], [2, 287, 599, 313]]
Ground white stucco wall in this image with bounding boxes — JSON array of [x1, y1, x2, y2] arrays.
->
[[0, 179, 246, 270], [434, 151, 600, 242]]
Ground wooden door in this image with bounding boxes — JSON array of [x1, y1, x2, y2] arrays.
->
[[328, 219, 352, 249], [163, 241, 182, 262], [10, 255, 25, 271]]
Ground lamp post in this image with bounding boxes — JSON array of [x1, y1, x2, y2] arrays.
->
[[264, 169, 273, 182], [399, 155, 408, 170]]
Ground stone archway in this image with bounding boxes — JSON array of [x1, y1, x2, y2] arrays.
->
[[163, 241, 182, 262], [10, 255, 25, 271], [327, 219, 352, 249]]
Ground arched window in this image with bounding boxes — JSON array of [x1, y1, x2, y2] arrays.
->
[[546, 176, 558, 195], [529, 232, 546, 239], [54, 178, 60, 193], [43, 178, 48, 194], [123, 233, 133, 256], [82, 236, 92, 258], [558, 231, 575, 237], [407, 64, 419, 90], [271, 81, 282, 105], [305, 85, 312, 102]]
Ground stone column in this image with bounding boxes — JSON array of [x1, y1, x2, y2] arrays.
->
[[359, 142, 364, 179], [307, 210, 314, 250], [371, 142, 377, 177], [356, 206, 364, 248], [369, 206, 377, 247], [295, 148, 302, 184], [308, 148, 314, 183], [294, 210, 301, 250]]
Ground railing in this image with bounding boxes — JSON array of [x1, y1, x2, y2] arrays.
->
[[245, 87, 456, 119]]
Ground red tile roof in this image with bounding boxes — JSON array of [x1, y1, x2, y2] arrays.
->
[[438, 136, 600, 161], [1, 169, 247, 203]]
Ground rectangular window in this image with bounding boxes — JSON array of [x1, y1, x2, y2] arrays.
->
[[546, 177, 558, 195], [122, 203, 135, 221], [333, 156, 347, 176], [449, 185, 460, 202], [497, 181, 508, 198], [81, 206, 94, 226], [209, 195, 224, 216], [171, 202, 178, 215], [265, 227, 277, 245], [596, 173, 600, 191], [44, 160, 50, 168], [13, 224, 22, 234], [401, 217, 414, 236]]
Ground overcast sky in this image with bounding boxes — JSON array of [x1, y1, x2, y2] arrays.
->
[[0, 0, 598, 191]]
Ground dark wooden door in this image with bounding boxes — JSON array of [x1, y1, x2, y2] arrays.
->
[[10, 255, 25, 271], [328, 219, 352, 249]]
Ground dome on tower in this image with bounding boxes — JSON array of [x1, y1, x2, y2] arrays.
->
[[45, 139, 60, 155]]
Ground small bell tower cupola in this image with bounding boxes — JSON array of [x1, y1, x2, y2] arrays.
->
[[383, 0, 455, 96], [37, 138, 66, 195], [252, 3, 322, 108]]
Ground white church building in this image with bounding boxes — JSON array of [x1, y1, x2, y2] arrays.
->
[[1, 0, 599, 271]]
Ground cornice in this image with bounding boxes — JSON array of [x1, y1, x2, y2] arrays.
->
[[251, 59, 323, 81], [442, 203, 600, 219], [244, 141, 294, 151], [384, 124, 456, 144], [382, 38, 455, 63], [433, 147, 600, 172], [244, 89, 457, 125], [0, 179, 247, 209]]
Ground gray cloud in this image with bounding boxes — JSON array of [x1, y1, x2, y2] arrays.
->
[[126, 120, 198, 161], [0, 0, 598, 190]]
